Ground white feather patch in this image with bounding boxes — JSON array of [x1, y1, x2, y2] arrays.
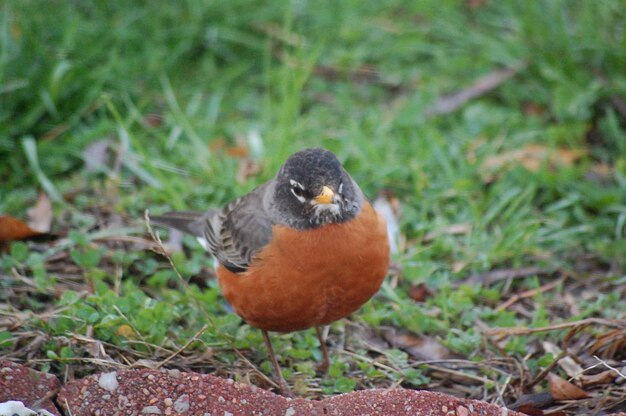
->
[[196, 236, 210, 251]]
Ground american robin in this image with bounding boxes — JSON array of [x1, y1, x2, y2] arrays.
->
[[151, 148, 390, 394]]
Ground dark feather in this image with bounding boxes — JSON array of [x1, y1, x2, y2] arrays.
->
[[150, 184, 274, 272], [150, 210, 212, 237]]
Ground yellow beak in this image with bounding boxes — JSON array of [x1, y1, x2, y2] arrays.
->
[[314, 186, 335, 204]]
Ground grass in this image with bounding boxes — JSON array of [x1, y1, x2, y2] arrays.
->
[[1, 0, 626, 413]]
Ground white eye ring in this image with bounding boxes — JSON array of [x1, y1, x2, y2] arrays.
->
[[290, 179, 304, 189], [289, 179, 306, 203], [338, 182, 344, 194]]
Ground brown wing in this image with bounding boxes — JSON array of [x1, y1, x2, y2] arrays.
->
[[151, 183, 274, 273], [205, 182, 273, 272]]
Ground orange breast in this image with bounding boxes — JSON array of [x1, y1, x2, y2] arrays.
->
[[217, 202, 390, 332]]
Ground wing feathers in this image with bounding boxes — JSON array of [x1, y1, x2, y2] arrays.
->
[[152, 183, 273, 273]]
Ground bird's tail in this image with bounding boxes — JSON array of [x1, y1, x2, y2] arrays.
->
[[149, 210, 214, 237]]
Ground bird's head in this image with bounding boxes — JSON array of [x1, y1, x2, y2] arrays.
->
[[268, 148, 363, 229]]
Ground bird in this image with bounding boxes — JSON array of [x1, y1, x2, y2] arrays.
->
[[150, 148, 390, 395]]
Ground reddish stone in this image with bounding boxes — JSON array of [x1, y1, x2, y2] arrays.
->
[[0, 360, 61, 416], [58, 368, 316, 416], [58, 367, 527, 416], [9, 363, 623, 415], [322, 389, 523, 415]]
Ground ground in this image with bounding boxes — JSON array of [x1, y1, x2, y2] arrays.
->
[[1, 1, 626, 415]]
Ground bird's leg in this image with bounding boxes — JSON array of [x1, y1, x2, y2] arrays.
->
[[315, 326, 330, 374], [261, 330, 292, 396]]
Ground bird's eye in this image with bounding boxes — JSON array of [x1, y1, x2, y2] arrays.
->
[[289, 179, 306, 203], [338, 182, 344, 194]]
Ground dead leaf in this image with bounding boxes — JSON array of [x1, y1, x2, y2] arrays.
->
[[482, 144, 587, 175], [425, 62, 526, 117], [382, 328, 453, 361], [509, 392, 553, 412], [515, 404, 544, 415], [542, 342, 584, 379], [579, 369, 619, 387], [226, 144, 249, 159], [116, 324, 137, 339], [408, 283, 433, 302], [210, 137, 250, 159], [27, 192, 52, 233], [523, 102, 547, 116], [547, 372, 589, 401], [210, 136, 263, 183], [0, 215, 44, 242], [423, 223, 471, 243], [143, 113, 163, 128], [589, 329, 626, 358]]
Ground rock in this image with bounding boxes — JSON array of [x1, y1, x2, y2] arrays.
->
[[58, 368, 317, 416], [0, 400, 56, 416], [323, 389, 520, 415], [58, 367, 524, 415], [0, 360, 61, 416]]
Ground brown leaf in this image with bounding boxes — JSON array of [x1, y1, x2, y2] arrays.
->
[[116, 324, 137, 339], [210, 137, 263, 183], [509, 392, 553, 412], [547, 372, 589, 401], [408, 283, 433, 302], [210, 137, 250, 159], [383, 329, 453, 361], [0, 215, 43, 242], [516, 404, 544, 416], [482, 144, 586, 175], [579, 369, 618, 387], [589, 329, 626, 358], [226, 145, 249, 159], [27, 192, 52, 233], [523, 102, 547, 116], [143, 113, 163, 128]]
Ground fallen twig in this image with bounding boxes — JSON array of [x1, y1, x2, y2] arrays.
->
[[486, 318, 626, 340], [158, 324, 208, 369], [425, 61, 527, 117], [495, 275, 566, 312]]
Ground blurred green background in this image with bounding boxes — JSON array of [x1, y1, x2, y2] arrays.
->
[[1, 0, 625, 402]]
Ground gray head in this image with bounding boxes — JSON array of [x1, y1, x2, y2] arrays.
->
[[266, 148, 364, 229]]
